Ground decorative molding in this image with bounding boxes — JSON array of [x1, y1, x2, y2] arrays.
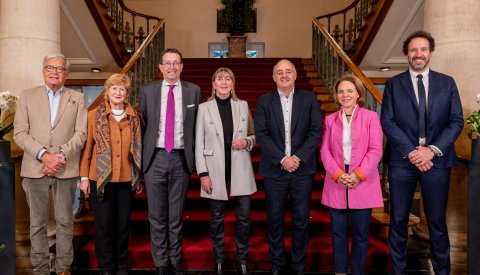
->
[[381, 0, 424, 65], [60, 1, 98, 65]]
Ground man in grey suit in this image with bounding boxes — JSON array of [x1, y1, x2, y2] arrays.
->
[[14, 53, 87, 275], [141, 48, 200, 275]]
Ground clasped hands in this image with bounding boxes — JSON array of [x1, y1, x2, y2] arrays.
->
[[41, 152, 66, 177], [281, 156, 300, 173], [337, 172, 361, 189], [408, 146, 435, 172], [232, 138, 247, 150]]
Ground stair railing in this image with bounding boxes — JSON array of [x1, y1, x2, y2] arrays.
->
[[89, 19, 165, 110], [86, 0, 161, 66], [312, 17, 381, 112], [312, 17, 389, 196], [316, 0, 393, 64]]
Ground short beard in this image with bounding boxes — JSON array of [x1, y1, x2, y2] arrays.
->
[[408, 57, 429, 72]]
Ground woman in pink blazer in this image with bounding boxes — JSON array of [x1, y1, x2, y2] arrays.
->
[[320, 75, 384, 275]]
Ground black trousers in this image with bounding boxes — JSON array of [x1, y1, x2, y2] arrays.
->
[[264, 173, 313, 272], [90, 181, 133, 272], [210, 196, 251, 264]]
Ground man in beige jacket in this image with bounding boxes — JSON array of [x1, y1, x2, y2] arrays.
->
[[14, 53, 87, 275]]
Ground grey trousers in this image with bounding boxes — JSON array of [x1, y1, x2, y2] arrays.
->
[[22, 177, 77, 275], [144, 148, 190, 268]]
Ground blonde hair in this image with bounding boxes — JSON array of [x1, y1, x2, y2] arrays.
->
[[208, 67, 239, 101], [333, 74, 366, 107], [103, 73, 132, 100]]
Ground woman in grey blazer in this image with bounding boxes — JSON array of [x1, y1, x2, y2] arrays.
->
[[195, 67, 256, 275]]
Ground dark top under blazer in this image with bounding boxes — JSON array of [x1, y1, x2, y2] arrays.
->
[[254, 88, 323, 178], [140, 79, 201, 173], [380, 69, 464, 168]]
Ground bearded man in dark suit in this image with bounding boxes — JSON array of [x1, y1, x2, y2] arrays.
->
[[381, 31, 464, 275]]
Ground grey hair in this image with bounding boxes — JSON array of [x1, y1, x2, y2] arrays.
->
[[43, 53, 70, 71]]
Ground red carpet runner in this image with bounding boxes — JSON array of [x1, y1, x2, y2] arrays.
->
[[75, 58, 390, 272]]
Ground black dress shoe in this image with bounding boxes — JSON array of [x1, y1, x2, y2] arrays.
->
[[155, 267, 167, 275], [116, 264, 128, 275], [214, 263, 224, 275], [236, 263, 250, 275], [173, 264, 185, 275]]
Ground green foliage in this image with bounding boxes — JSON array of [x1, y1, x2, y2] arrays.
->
[[220, 0, 256, 35], [466, 110, 480, 139], [0, 243, 5, 251]]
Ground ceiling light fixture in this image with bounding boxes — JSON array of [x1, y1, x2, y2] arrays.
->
[[380, 67, 390, 72], [91, 67, 101, 73]]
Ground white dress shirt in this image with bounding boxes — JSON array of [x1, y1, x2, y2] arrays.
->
[[37, 86, 64, 160], [156, 80, 184, 149], [278, 89, 294, 157], [341, 105, 358, 165]]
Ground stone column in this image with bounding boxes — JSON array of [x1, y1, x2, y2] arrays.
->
[[415, 1, 480, 274], [0, 0, 61, 271]]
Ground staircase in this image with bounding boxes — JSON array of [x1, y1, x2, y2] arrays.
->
[[72, 58, 391, 273]]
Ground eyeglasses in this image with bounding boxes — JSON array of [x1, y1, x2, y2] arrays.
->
[[162, 61, 182, 67], [43, 65, 68, 73]]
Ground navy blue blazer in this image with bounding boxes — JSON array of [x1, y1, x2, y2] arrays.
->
[[254, 88, 323, 178], [140, 79, 201, 173], [380, 70, 464, 168]]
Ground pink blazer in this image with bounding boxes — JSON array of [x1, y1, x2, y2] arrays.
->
[[320, 107, 384, 209]]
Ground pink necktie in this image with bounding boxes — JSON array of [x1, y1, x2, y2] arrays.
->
[[164, 84, 176, 153]]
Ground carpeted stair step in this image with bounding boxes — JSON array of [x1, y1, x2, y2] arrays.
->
[[76, 234, 390, 271], [73, 57, 392, 273]]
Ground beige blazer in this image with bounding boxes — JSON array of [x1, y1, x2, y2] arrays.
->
[[195, 99, 256, 200], [14, 86, 87, 178]]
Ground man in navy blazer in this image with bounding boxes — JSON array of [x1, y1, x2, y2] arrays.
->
[[381, 31, 463, 275], [254, 59, 322, 275], [141, 48, 200, 275]]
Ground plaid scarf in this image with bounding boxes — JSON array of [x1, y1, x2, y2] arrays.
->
[[94, 100, 142, 201]]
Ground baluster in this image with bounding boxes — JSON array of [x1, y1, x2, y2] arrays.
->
[[124, 21, 132, 52], [132, 15, 136, 52], [147, 20, 150, 37], [121, 10, 125, 46], [342, 12, 346, 49], [327, 17, 331, 34], [136, 26, 146, 47]]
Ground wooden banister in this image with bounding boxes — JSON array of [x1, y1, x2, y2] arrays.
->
[[88, 19, 165, 111], [316, 0, 393, 64], [85, 0, 161, 67], [312, 17, 382, 105]]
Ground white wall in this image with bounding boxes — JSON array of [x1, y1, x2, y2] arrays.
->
[[125, 0, 351, 58]]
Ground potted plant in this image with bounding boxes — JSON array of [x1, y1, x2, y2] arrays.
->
[[466, 110, 480, 140], [218, 0, 256, 57]]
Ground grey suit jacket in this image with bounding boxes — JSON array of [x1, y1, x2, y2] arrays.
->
[[140, 79, 200, 173], [13, 86, 88, 178], [195, 99, 256, 200]]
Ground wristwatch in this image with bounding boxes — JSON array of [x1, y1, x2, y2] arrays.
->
[[428, 145, 443, 157]]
